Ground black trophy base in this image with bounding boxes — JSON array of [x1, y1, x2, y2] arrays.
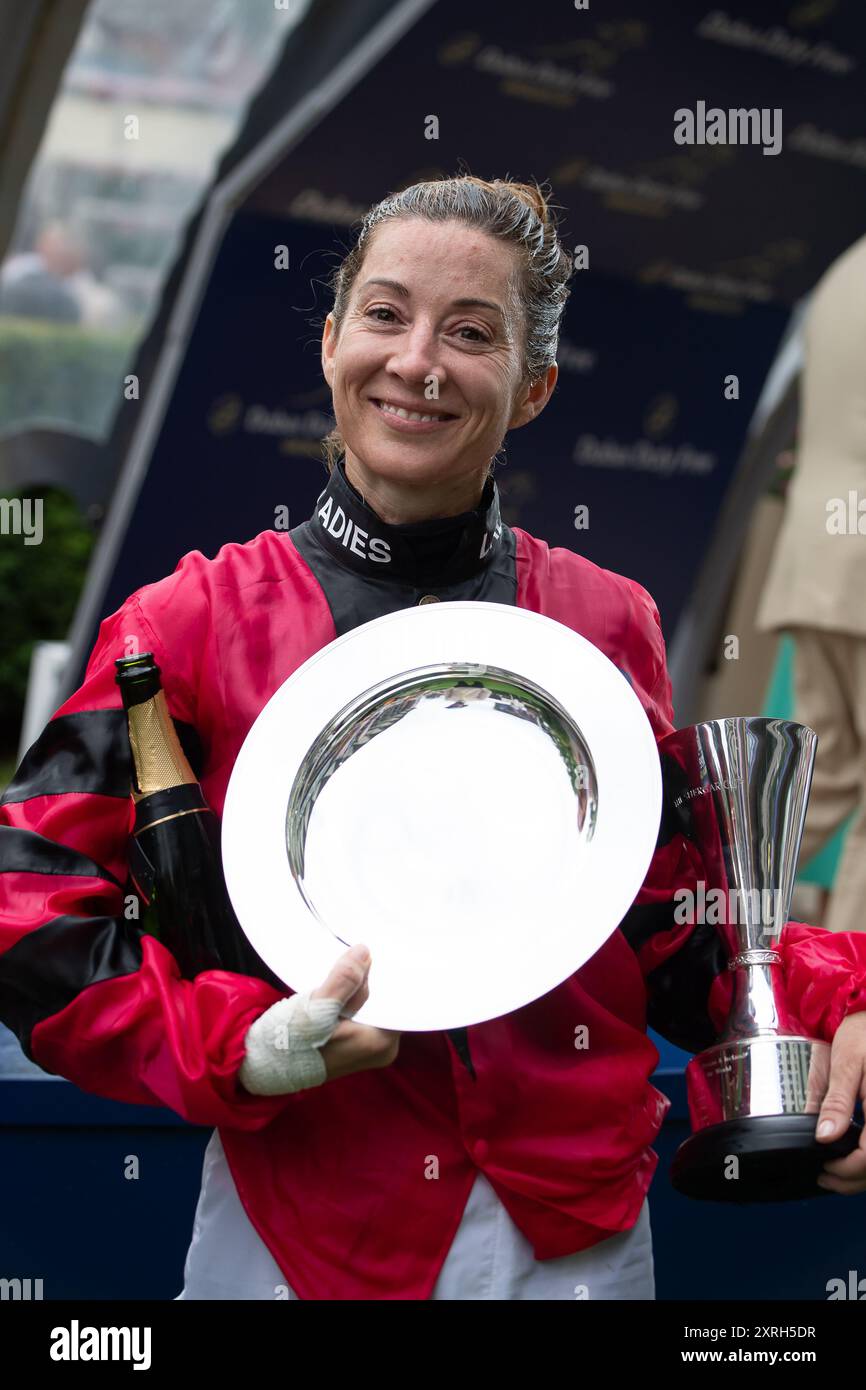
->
[[671, 1114, 861, 1202]]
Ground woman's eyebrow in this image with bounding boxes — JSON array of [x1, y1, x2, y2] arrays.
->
[[359, 277, 504, 319]]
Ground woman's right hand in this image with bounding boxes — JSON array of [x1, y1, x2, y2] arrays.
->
[[313, 943, 402, 1081], [239, 943, 400, 1096]]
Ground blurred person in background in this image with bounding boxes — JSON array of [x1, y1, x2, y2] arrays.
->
[[0, 222, 83, 323], [0, 221, 126, 328], [757, 232, 866, 936]]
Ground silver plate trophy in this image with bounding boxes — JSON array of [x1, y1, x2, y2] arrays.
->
[[222, 602, 662, 1032], [659, 717, 860, 1202]]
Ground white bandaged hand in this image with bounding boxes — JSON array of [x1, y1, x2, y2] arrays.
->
[[239, 991, 344, 1096]]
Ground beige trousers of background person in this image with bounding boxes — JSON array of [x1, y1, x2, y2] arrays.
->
[[789, 627, 866, 933]]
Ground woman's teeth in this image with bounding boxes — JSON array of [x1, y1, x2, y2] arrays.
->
[[376, 400, 451, 423]]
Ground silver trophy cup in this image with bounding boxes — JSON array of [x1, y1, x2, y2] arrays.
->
[[658, 717, 859, 1202]]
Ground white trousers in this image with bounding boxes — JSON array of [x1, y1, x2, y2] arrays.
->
[[176, 1131, 655, 1301]]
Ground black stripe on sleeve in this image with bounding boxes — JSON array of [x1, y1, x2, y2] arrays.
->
[[0, 914, 144, 1061], [0, 826, 123, 887], [618, 898, 680, 957], [643, 920, 729, 1055], [0, 710, 204, 806], [617, 749, 729, 1054], [619, 897, 728, 1053]]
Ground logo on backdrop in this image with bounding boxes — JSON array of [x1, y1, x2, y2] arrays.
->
[[207, 394, 333, 441]]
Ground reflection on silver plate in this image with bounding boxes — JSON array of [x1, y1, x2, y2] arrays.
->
[[222, 602, 661, 1031]]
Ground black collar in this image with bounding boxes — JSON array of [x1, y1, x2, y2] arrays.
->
[[309, 457, 504, 585]]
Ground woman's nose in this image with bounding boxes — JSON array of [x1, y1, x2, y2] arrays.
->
[[386, 324, 443, 381]]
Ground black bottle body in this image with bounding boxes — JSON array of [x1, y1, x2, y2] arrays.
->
[[129, 783, 269, 980], [116, 653, 281, 987]]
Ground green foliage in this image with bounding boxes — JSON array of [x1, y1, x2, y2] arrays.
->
[[0, 316, 136, 438], [0, 488, 95, 750]]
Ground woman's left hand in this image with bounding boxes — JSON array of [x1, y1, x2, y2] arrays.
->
[[816, 1012, 866, 1194]]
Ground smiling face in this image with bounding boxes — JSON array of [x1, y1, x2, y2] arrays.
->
[[321, 217, 557, 521]]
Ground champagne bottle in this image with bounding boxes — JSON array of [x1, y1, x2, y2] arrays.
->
[[115, 652, 278, 984]]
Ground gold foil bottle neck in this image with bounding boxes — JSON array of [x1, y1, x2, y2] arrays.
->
[[126, 689, 197, 797]]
